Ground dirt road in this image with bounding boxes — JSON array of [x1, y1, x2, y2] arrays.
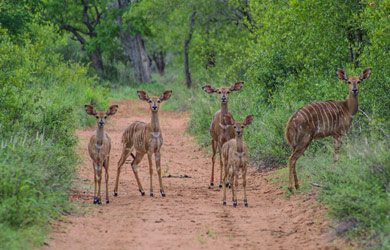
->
[[46, 99, 337, 250]]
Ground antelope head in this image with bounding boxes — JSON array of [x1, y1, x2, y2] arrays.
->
[[202, 81, 244, 103], [223, 114, 254, 137], [137, 90, 172, 112], [336, 68, 371, 96], [85, 104, 119, 127]]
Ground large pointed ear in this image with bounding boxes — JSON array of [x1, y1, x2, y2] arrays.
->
[[244, 114, 254, 126], [137, 90, 150, 101], [360, 68, 372, 81], [336, 68, 348, 81], [223, 114, 234, 126], [85, 105, 96, 116], [201, 85, 217, 94], [106, 104, 118, 116], [229, 81, 244, 92], [160, 90, 172, 102]]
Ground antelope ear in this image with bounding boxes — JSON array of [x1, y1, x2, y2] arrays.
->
[[201, 85, 217, 94], [229, 81, 244, 92], [85, 105, 96, 116], [160, 90, 172, 102], [223, 114, 234, 125], [137, 90, 150, 101], [106, 104, 118, 116], [360, 68, 372, 81], [244, 114, 254, 126], [336, 68, 348, 81]]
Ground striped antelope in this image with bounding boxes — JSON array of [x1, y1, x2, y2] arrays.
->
[[85, 104, 119, 204], [202, 81, 244, 188], [114, 90, 172, 197], [285, 68, 372, 191], [221, 113, 253, 207]]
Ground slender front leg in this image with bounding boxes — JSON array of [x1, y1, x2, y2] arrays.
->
[[132, 152, 145, 196], [218, 144, 223, 188], [155, 151, 165, 197], [104, 157, 110, 204], [243, 166, 248, 207], [233, 170, 239, 207], [97, 166, 102, 205], [147, 153, 154, 197], [93, 163, 97, 204], [222, 161, 229, 205], [210, 139, 217, 188], [114, 147, 132, 196], [333, 136, 343, 163]]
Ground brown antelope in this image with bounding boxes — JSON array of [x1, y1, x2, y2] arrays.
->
[[202, 81, 244, 188], [85, 104, 118, 204], [285, 68, 372, 191], [221, 113, 253, 207], [114, 90, 172, 197]]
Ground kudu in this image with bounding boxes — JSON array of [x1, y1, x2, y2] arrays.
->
[[221, 114, 253, 207], [202, 81, 244, 188], [85, 104, 118, 204], [114, 90, 172, 197], [285, 68, 372, 191]]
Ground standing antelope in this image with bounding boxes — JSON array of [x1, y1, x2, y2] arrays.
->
[[222, 113, 253, 207], [202, 81, 244, 188], [85, 104, 119, 204], [114, 90, 172, 198], [285, 68, 372, 191]]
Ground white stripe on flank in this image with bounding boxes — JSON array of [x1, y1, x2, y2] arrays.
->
[[326, 102, 338, 131], [323, 102, 334, 133], [308, 103, 320, 129], [299, 108, 311, 127], [313, 102, 325, 134], [301, 106, 316, 129], [319, 102, 330, 133]]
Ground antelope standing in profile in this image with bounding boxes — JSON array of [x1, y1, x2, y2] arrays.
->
[[85, 104, 119, 204], [285, 68, 371, 191], [202, 81, 244, 188], [221, 114, 253, 207], [114, 90, 172, 197]]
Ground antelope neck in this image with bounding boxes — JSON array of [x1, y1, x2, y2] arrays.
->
[[346, 92, 359, 117], [220, 102, 229, 125], [150, 111, 160, 133], [235, 135, 244, 153], [96, 126, 105, 146]]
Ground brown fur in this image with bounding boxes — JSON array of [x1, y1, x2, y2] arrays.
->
[[85, 104, 118, 204], [114, 90, 172, 197], [201, 81, 244, 188], [285, 68, 371, 190], [221, 114, 253, 207]]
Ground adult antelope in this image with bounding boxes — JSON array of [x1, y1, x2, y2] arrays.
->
[[114, 90, 172, 197], [85, 104, 119, 204], [222, 113, 253, 207], [202, 81, 244, 188], [285, 68, 371, 191]]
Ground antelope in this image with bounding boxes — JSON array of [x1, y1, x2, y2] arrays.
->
[[202, 81, 244, 188], [114, 90, 172, 197], [285, 68, 372, 191], [85, 104, 119, 204], [221, 113, 253, 207]]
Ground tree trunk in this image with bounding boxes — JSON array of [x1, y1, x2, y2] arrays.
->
[[152, 50, 165, 75], [88, 49, 104, 76], [184, 11, 197, 88], [120, 32, 152, 83], [112, 0, 152, 83]]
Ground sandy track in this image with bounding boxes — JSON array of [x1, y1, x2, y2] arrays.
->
[[46, 99, 337, 250]]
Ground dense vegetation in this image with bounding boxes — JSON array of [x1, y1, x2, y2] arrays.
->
[[1, 0, 390, 249]]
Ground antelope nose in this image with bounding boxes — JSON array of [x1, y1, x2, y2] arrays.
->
[[99, 121, 104, 126], [152, 106, 157, 110], [221, 97, 227, 102], [237, 131, 241, 135], [352, 88, 358, 93]]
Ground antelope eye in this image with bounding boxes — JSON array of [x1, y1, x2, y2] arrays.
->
[[104, 116, 107, 119], [347, 81, 351, 84], [233, 126, 237, 128], [218, 91, 222, 94], [95, 116, 99, 119], [241, 126, 244, 128], [157, 100, 161, 103], [148, 100, 152, 103], [227, 91, 231, 94]]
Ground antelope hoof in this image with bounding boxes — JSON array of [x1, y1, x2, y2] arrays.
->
[[97, 199, 102, 205], [93, 198, 98, 204], [233, 201, 237, 208], [244, 201, 248, 207], [106, 200, 110, 204], [228, 184, 232, 189], [287, 187, 293, 193], [161, 190, 166, 197], [210, 182, 214, 186], [140, 190, 145, 196], [223, 201, 226, 206], [295, 184, 300, 190], [218, 183, 223, 188], [150, 192, 154, 197], [114, 191, 118, 197]]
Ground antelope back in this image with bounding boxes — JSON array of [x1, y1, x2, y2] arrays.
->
[[122, 121, 148, 152]]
